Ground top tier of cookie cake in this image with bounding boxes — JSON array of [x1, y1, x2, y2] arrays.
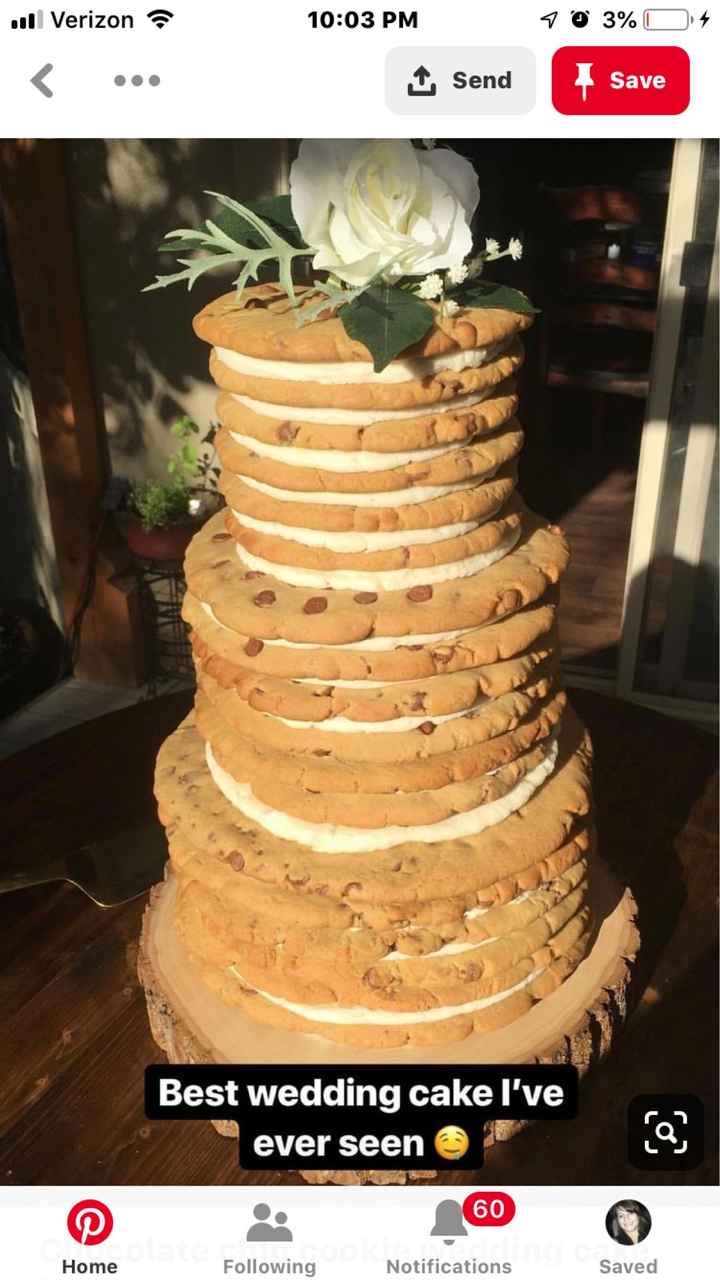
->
[[155, 283, 596, 1049]]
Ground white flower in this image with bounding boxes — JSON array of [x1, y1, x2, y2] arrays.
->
[[466, 255, 484, 280], [509, 237, 523, 261], [418, 273, 443, 299], [484, 238, 500, 257], [290, 140, 480, 288], [444, 299, 461, 316], [447, 262, 468, 285]]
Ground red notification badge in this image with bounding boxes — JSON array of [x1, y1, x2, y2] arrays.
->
[[552, 45, 690, 114], [463, 1191, 516, 1227]]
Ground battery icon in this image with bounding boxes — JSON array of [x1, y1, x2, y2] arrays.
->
[[643, 7, 690, 27]]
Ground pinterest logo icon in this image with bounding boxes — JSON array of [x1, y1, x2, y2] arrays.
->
[[67, 1200, 114, 1246]]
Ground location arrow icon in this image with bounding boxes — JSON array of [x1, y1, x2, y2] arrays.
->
[[541, 11, 559, 28], [31, 63, 54, 97]]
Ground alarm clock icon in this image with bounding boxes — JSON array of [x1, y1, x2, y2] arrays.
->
[[571, 9, 590, 26]]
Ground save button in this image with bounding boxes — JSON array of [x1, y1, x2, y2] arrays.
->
[[552, 45, 690, 115]]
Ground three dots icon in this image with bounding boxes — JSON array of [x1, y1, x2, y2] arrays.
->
[[114, 74, 161, 86]]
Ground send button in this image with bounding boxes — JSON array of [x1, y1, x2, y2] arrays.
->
[[387, 47, 536, 114]]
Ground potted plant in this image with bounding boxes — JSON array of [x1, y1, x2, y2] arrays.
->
[[123, 417, 222, 561]]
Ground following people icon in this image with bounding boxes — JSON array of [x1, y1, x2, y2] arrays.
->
[[246, 1203, 293, 1242]]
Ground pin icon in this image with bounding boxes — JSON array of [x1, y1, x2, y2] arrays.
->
[[67, 1200, 114, 1246], [574, 61, 595, 101]]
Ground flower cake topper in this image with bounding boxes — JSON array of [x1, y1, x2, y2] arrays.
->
[[145, 139, 534, 371]]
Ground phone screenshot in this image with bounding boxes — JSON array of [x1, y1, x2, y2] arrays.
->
[[0, 1, 717, 1276]]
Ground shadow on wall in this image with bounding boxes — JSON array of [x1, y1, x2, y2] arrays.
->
[[66, 139, 290, 483]]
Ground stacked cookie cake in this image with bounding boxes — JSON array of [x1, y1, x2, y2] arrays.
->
[[149, 281, 601, 1051]]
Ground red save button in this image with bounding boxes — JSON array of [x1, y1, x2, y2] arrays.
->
[[553, 45, 690, 114]]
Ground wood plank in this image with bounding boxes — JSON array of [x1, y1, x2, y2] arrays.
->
[[0, 689, 715, 1187], [0, 140, 144, 685]]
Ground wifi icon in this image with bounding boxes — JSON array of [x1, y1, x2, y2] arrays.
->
[[147, 8, 173, 28]]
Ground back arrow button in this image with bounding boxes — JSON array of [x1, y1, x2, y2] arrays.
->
[[31, 63, 54, 98]]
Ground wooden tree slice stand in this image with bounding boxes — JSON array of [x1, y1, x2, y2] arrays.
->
[[138, 860, 639, 1186]]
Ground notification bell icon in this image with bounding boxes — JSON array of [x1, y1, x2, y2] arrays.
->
[[430, 1199, 468, 1245]]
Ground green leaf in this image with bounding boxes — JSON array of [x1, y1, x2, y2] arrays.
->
[[158, 197, 304, 255], [341, 285, 435, 373], [455, 281, 539, 315], [245, 195, 304, 247], [143, 192, 310, 299]]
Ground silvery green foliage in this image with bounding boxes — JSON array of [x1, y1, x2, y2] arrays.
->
[[143, 193, 308, 301]]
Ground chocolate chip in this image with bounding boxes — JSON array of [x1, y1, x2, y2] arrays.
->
[[211, 559, 230, 568], [410, 694, 426, 712], [364, 967, 386, 989], [277, 422, 298, 442], [229, 851, 245, 872], [500, 589, 521, 612], [211, 532, 232, 542], [244, 570, 266, 580], [253, 590, 276, 607], [418, 720, 435, 735], [391, 860, 403, 872], [464, 963, 481, 981], [244, 637, 264, 656], [432, 648, 453, 665], [406, 584, 433, 602], [303, 596, 328, 614], [353, 592, 378, 604], [288, 872, 310, 886], [312, 749, 331, 757]]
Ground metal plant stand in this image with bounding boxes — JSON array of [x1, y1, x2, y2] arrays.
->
[[132, 556, 194, 696]]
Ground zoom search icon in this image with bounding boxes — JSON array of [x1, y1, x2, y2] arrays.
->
[[67, 1200, 114, 1246]]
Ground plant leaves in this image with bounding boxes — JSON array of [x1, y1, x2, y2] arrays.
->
[[245, 195, 304, 247], [455, 280, 539, 315], [341, 285, 435, 373], [156, 195, 305, 255], [144, 193, 309, 299]]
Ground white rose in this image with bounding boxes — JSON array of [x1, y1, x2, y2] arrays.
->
[[290, 139, 479, 288]]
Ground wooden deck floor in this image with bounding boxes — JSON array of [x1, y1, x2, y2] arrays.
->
[[558, 465, 637, 669]]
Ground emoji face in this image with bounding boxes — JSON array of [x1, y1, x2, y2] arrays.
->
[[434, 1125, 470, 1161]]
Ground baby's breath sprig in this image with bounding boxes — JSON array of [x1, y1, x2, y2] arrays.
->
[[409, 234, 531, 318]]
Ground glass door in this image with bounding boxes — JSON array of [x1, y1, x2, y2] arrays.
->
[[618, 139, 719, 723]]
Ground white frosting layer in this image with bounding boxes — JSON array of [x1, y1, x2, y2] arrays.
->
[[230, 388, 494, 427], [295, 677, 415, 687], [205, 738, 558, 853], [239, 472, 494, 507], [385, 936, 495, 961], [230, 430, 458, 474], [384, 890, 535, 961], [232, 508, 480, 550], [233, 524, 520, 590], [227, 962, 543, 1026], [200, 600, 475, 652], [272, 698, 486, 734], [216, 342, 507, 386]]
